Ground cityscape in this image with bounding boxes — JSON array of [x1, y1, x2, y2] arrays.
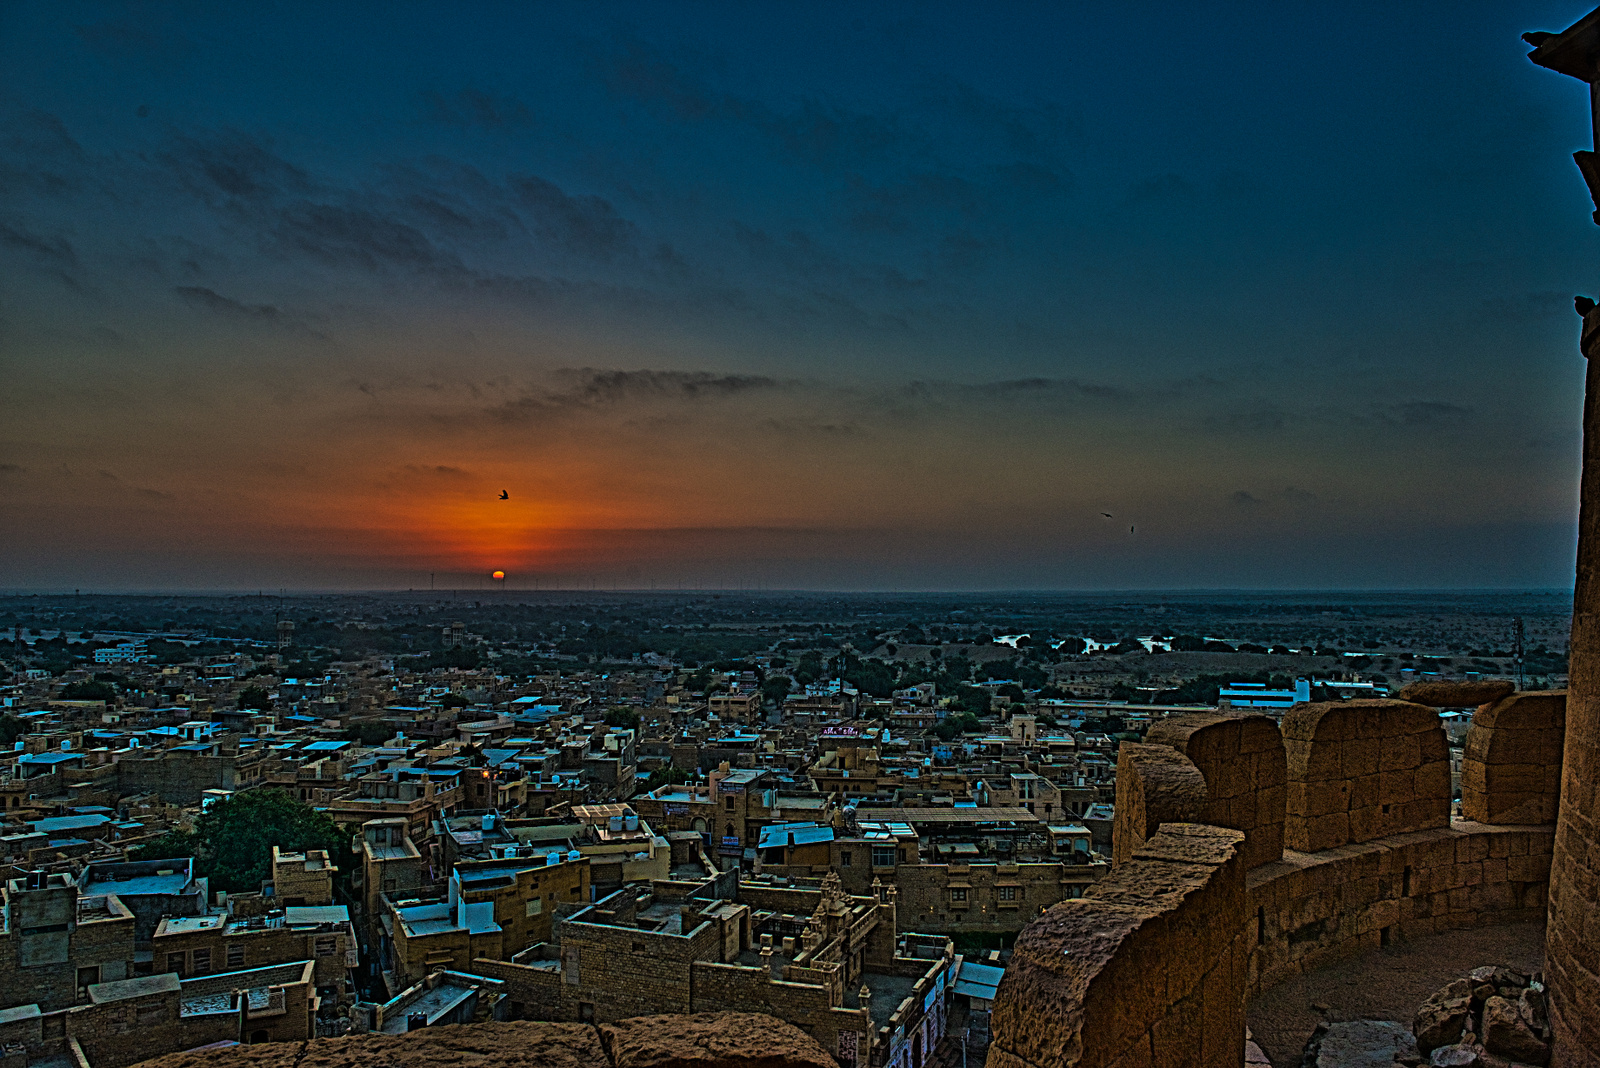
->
[[4, 4, 1600, 1068]]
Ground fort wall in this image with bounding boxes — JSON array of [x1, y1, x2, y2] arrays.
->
[[992, 699, 1564, 1068]]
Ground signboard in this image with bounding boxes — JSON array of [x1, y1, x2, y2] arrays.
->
[[821, 725, 862, 737], [719, 784, 744, 795], [719, 836, 743, 856], [835, 1030, 859, 1068], [663, 803, 690, 816]]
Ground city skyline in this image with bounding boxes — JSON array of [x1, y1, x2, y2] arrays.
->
[[3, 2, 1597, 590]]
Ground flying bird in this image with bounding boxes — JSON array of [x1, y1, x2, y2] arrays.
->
[[1130, 525, 1135, 534], [1100, 512, 1113, 518], [498, 490, 509, 500]]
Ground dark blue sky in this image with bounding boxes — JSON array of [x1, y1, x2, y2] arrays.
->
[[2, 2, 1597, 590]]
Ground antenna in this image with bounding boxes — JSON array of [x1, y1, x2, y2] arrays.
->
[[1512, 617, 1526, 690]]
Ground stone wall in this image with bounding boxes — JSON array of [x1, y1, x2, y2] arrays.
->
[[127, 1014, 839, 1068], [991, 700, 1562, 1068], [989, 824, 1247, 1068], [1552, 342, 1600, 1068], [1461, 691, 1566, 825], [1145, 712, 1286, 871], [1109, 744, 1206, 867], [1247, 821, 1553, 993], [1282, 699, 1450, 852]]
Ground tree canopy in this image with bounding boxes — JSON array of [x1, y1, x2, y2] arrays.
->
[[130, 788, 349, 894]]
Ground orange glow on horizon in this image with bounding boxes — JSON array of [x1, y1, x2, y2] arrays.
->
[[491, 570, 505, 580]]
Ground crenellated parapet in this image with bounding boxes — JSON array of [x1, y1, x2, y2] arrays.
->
[[989, 823, 1247, 1068], [992, 692, 1563, 1068], [1282, 699, 1451, 851], [1144, 712, 1286, 870], [1461, 690, 1567, 825]]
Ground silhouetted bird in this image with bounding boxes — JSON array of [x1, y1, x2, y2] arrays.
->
[[1100, 512, 1113, 518], [1130, 525, 1135, 534], [1577, 296, 1596, 317], [499, 490, 509, 500], [1523, 31, 1557, 47]]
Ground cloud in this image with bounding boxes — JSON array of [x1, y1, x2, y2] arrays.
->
[[1230, 490, 1263, 507], [0, 107, 89, 198], [510, 175, 638, 259], [1383, 400, 1470, 427], [552, 368, 787, 404], [162, 130, 311, 203], [424, 88, 534, 130], [271, 201, 461, 272], [174, 286, 280, 320], [0, 220, 77, 268], [404, 464, 473, 479]]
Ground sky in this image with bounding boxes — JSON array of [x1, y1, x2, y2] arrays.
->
[[2, 2, 1599, 592]]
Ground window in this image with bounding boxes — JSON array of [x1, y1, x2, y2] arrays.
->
[[315, 937, 337, 957], [998, 886, 1017, 901], [526, 898, 543, 917], [166, 953, 185, 975], [840, 850, 852, 867], [725, 797, 734, 811], [578, 1002, 595, 1023], [76, 966, 98, 990], [871, 845, 896, 868], [227, 944, 245, 967], [191, 948, 212, 973], [950, 887, 967, 902]]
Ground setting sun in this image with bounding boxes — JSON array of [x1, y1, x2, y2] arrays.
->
[[491, 571, 505, 580]]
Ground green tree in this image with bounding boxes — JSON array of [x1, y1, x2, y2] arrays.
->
[[645, 765, 694, 790], [0, 716, 25, 746], [344, 721, 394, 746], [604, 707, 641, 731], [130, 789, 349, 894], [237, 685, 272, 711], [61, 679, 115, 701]]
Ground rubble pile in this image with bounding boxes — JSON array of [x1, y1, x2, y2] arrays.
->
[[1412, 966, 1551, 1068]]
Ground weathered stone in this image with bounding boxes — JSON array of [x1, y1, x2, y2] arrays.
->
[[1415, 981, 1476, 1053], [1481, 997, 1550, 1067], [1142, 712, 1287, 869], [1310, 1021, 1422, 1068], [1399, 680, 1516, 708], [130, 1021, 608, 1068], [1430, 1041, 1486, 1067], [1470, 967, 1529, 990], [1518, 987, 1548, 1035], [602, 1012, 838, 1068], [1111, 743, 1208, 866], [1282, 701, 1450, 851], [990, 823, 1245, 1068]]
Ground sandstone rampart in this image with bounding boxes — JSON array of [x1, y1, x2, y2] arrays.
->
[[988, 823, 1247, 1068], [129, 1014, 837, 1068], [991, 696, 1563, 1068]]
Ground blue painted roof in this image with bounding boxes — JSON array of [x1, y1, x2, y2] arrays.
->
[[757, 822, 834, 849], [31, 814, 111, 832]]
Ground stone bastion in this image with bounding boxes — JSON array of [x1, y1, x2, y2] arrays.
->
[[988, 689, 1567, 1068]]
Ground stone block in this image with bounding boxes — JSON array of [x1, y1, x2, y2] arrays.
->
[[603, 1013, 840, 1068], [1399, 679, 1516, 707]]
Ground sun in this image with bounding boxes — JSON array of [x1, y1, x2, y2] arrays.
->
[[491, 570, 505, 581]]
